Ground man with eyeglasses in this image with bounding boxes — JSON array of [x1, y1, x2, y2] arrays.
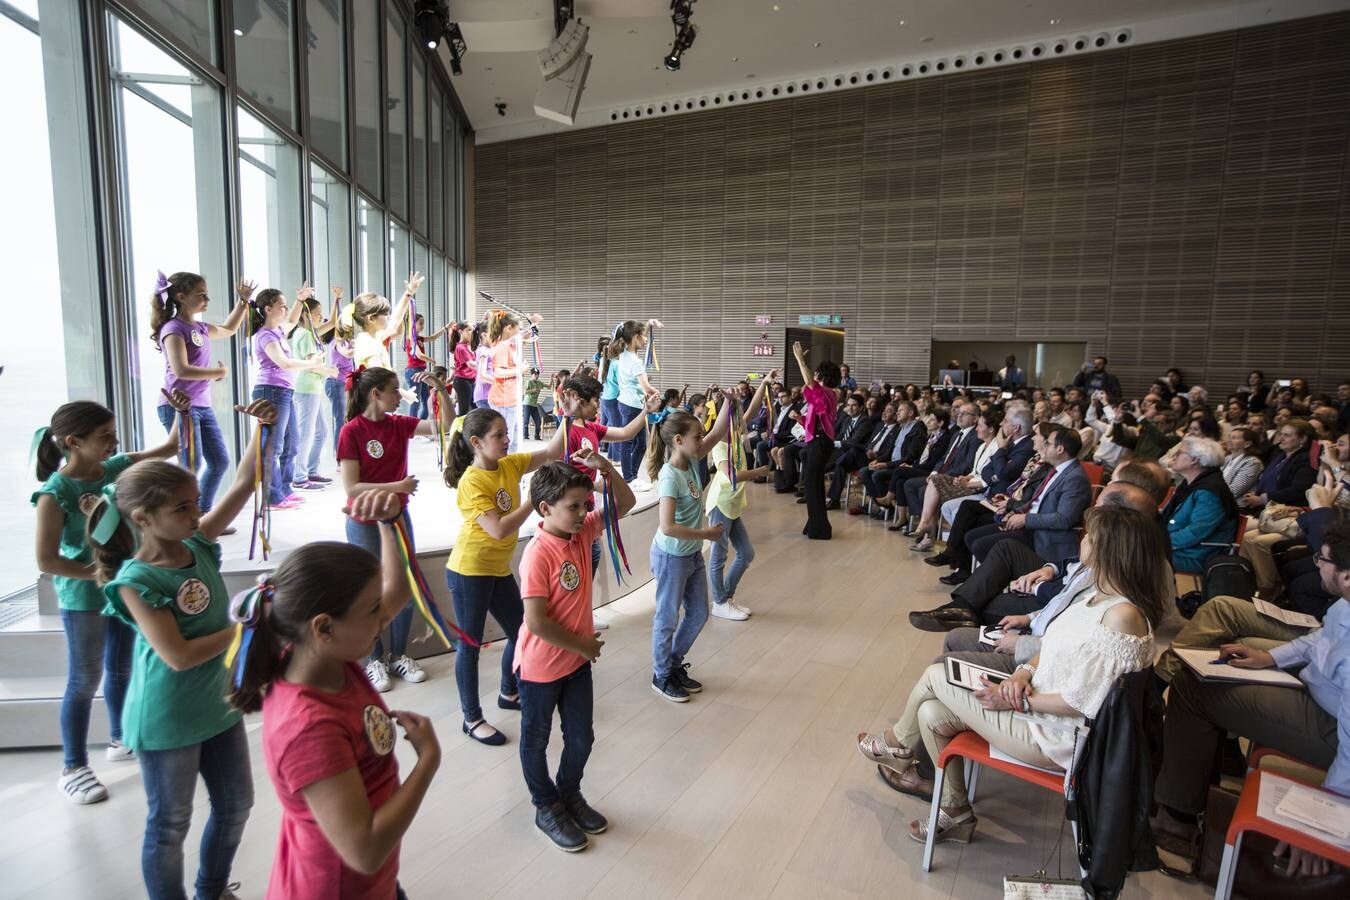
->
[[1152, 520, 1350, 878]]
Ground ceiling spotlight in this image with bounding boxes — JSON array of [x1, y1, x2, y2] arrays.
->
[[445, 21, 467, 75], [495, 102, 507, 117], [664, 0, 698, 72], [413, 0, 448, 49]]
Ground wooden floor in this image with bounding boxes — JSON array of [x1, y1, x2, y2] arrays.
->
[[0, 484, 1209, 899]]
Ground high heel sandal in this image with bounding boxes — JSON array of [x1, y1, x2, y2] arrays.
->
[[856, 731, 916, 772], [908, 807, 978, 844]]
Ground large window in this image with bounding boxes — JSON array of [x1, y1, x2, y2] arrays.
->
[[446, 109, 460, 262], [232, 0, 295, 129], [429, 82, 444, 248], [385, 5, 407, 220], [357, 194, 385, 295], [389, 221, 410, 367], [310, 162, 351, 304], [138, 0, 216, 64], [411, 52, 427, 234], [430, 251, 447, 358], [305, 0, 345, 166], [237, 106, 303, 300], [352, 0, 381, 196]]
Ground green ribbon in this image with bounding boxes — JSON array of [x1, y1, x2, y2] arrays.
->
[[90, 483, 122, 544], [29, 426, 52, 471]]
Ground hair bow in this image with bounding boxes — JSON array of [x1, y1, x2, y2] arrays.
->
[[90, 483, 122, 543], [224, 575, 274, 688], [646, 408, 671, 426], [154, 270, 172, 306], [29, 425, 53, 470], [345, 365, 367, 392]]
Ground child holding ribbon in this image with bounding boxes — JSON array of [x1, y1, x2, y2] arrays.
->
[[349, 273, 422, 409], [149, 270, 251, 513], [33, 393, 190, 804], [226, 491, 440, 900], [443, 408, 565, 746], [85, 398, 276, 900], [609, 319, 663, 482], [338, 367, 456, 693]]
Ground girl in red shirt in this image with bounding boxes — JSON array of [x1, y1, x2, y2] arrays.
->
[[229, 490, 440, 900]]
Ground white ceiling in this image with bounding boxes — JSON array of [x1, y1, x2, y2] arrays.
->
[[447, 0, 1350, 143]]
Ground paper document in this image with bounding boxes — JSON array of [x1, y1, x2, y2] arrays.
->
[[1275, 783, 1350, 841], [1175, 648, 1303, 688], [988, 744, 1065, 777], [1257, 773, 1350, 851], [979, 627, 1006, 646], [1254, 598, 1321, 630]]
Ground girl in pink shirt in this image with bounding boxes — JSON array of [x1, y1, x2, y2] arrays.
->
[[229, 490, 440, 900]]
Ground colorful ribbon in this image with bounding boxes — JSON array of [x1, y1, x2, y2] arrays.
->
[[389, 515, 480, 648], [29, 426, 52, 471], [403, 294, 418, 358], [601, 475, 631, 585], [154, 270, 171, 304], [248, 423, 273, 561], [90, 484, 122, 544], [345, 364, 367, 392], [644, 330, 659, 372], [223, 575, 272, 689], [561, 416, 572, 460], [726, 400, 740, 490], [179, 410, 196, 472]]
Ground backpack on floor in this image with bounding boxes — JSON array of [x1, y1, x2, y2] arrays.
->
[[1202, 554, 1256, 604]]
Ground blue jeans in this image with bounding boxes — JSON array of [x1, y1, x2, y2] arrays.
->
[[707, 508, 755, 605], [519, 663, 594, 809], [650, 546, 709, 679], [291, 390, 327, 480], [615, 401, 646, 481], [156, 405, 229, 511], [138, 720, 253, 900], [600, 397, 620, 453], [324, 377, 345, 459], [405, 366, 430, 419], [60, 609, 134, 769], [445, 570, 523, 722], [346, 514, 414, 661], [492, 402, 520, 452], [524, 404, 543, 439], [251, 385, 296, 504]]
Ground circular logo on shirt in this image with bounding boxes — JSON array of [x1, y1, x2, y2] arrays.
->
[[495, 488, 512, 511], [363, 705, 395, 756], [190, 330, 204, 348], [687, 478, 700, 499], [175, 578, 211, 616], [77, 492, 102, 517], [365, 439, 385, 459], [580, 436, 595, 453], [559, 561, 581, 592]]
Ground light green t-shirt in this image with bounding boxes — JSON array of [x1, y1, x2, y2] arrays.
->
[[31, 454, 135, 612], [291, 327, 324, 394], [653, 461, 705, 556], [104, 533, 241, 751], [705, 439, 748, 520]]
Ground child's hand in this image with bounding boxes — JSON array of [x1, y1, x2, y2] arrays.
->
[[414, 371, 446, 392], [236, 279, 257, 302], [404, 271, 425, 296], [390, 710, 440, 764], [578, 633, 604, 662], [212, 360, 228, 381], [703, 523, 725, 542], [572, 447, 614, 476], [295, 281, 314, 303], [528, 313, 544, 324], [396, 476, 420, 495], [331, 285, 344, 301], [644, 393, 664, 413], [348, 489, 401, 522], [648, 318, 664, 329], [236, 398, 278, 425], [160, 388, 192, 413]]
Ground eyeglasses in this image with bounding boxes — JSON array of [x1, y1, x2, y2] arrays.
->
[[1314, 552, 1334, 566]]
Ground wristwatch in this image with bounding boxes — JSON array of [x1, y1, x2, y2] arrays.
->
[[1016, 663, 1036, 677]]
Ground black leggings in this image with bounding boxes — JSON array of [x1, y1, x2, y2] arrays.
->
[[802, 434, 832, 540], [452, 376, 474, 415]]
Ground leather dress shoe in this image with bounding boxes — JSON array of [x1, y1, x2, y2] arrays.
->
[[938, 570, 970, 586], [922, 552, 954, 568], [908, 606, 980, 632]]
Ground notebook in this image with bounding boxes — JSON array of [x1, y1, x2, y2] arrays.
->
[[1175, 648, 1303, 688]]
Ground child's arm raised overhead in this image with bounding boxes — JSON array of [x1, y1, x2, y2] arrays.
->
[[604, 392, 663, 443], [375, 272, 422, 344], [119, 589, 235, 672], [691, 388, 732, 458], [314, 287, 343, 338], [282, 283, 311, 335], [207, 279, 254, 339], [198, 399, 278, 540], [524, 416, 568, 473], [742, 369, 780, 427]]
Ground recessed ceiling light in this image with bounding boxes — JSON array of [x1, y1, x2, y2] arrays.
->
[[772, 4, 780, 10], [732, 56, 739, 61], [921, 35, 934, 43], [813, 41, 821, 47], [233, 28, 244, 36], [899, 20, 906, 26], [1049, 18, 1060, 25]]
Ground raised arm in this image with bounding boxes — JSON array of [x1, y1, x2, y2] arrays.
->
[[526, 421, 568, 473], [199, 399, 277, 539], [375, 273, 421, 343], [126, 390, 190, 463], [692, 389, 732, 457], [206, 280, 254, 339], [742, 369, 780, 427], [411, 372, 456, 437], [791, 341, 813, 386]]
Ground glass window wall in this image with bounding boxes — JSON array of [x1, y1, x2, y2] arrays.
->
[[310, 162, 351, 305], [352, 0, 381, 196], [138, 0, 216, 64], [305, 0, 345, 166], [385, 5, 407, 220], [237, 106, 304, 303], [232, 0, 295, 129], [429, 82, 444, 249], [357, 193, 385, 295], [411, 52, 427, 234]]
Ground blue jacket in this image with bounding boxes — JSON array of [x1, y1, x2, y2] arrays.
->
[[1167, 490, 1232, 574], [981, 435, 1037, 496]]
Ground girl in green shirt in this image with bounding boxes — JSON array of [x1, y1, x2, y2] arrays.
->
[[86, 398, 276, 900], [33, 394, 188, 805]]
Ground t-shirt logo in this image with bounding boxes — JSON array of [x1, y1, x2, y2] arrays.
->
[[495, 488, 512, 511], [559, 560, 581, 592], [366, 439, 385, 459], [687, 478, 700, 499], [190, 330, 204, 347], [175, 578, 211, 616], [77, 493, 101, 517], [580, 436, 595, 452], [363, 705, 395, 756]]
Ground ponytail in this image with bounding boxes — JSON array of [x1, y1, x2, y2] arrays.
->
[[228, 542, 380, 714], [149, 271, 203, 349], [444, 407, 503, 488], [36, 402, 116, 481], [249, 288, 284, 332], [646, 410, 698, 481], [85, 461, 196, 585], [345, 366, 399, 421]]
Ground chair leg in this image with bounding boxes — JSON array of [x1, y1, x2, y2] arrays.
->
[[1214, 834, 1242, 900], [967, 761, 980, 804], [922, 762, 949, 872]]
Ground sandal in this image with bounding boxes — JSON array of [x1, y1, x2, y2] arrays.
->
[[876, 764, 934, 802], [463, 719, 507, 746], [856, 731, 916, 773], [908, 806, 977, 844]]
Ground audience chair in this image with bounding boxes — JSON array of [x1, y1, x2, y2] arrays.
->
[[1081, 461, 1105, 487]]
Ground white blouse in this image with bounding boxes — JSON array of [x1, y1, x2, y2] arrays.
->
[[1028, 592, 1154, 769], [966, 438, 1000, 489]]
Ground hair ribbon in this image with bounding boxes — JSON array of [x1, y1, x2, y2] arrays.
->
[[646, 408, 671, 426], [154, 270, 172, 306], [90, 484, 122, 544], [345, 364, 368, 392], [224, 575, 273, 688], [29, 425, 53, 470]]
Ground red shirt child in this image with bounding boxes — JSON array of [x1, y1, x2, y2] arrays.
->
[[337, 414, 421, 521]]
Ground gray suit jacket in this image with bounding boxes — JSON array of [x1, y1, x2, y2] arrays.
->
[[1024, 461, 1093, 563]]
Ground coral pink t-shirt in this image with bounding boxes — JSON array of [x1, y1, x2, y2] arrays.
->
[[488, 340, 519, 406], [515, 511, 605, 683], [336, 414, 421, 521], [262, 662, 401, 900]]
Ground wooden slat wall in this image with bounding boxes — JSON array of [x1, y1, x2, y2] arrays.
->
[[473, 13, 1350, 396]]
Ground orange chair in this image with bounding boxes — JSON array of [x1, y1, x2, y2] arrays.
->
[[922, 731, 1080, 872], [1213, 770, 1350, 900], [1081, 461, 1105, 486]]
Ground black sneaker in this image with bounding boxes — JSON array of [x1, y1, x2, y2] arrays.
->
[[651, 673, 690, 703], [535, 802, 588, 852], [672, 662, 703, 694], [564, 795, 609, 834]]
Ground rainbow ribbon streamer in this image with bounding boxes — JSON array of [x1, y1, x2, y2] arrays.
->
[[601, 476, 631, 585], [242, 302, 254, 362], [434, 400, 446, 470], [529, 328, 544, 373], [389, 516, 480, 648], [726, 401, 740, 490], [561, 416, 572, 460], [644, 330, 660, 372], [248, 423, 272, 561], [403, 294, 418, 358], [223, 577, 271, 688], [179, 410, 196, 473]]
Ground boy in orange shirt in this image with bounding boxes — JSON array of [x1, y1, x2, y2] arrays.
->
[[517, 455, 634, 852]]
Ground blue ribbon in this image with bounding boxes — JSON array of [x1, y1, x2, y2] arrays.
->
[[90, 484, 122, 544]]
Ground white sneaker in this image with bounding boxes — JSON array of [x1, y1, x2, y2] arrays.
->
[[105, 741, 134, 762], [59, 767, 108, 805], [593, 619, 610, 631], [389, 654, 427, 683], [366, 659, 392, 692], [710, 601, 750, 621], [731, 601, 753, 618]]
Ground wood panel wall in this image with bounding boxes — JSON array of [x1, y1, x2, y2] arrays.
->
[[473, 13, 1350, 397]]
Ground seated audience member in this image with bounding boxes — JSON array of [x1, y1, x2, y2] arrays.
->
[[893, 403, 981, 530], [1073, 356, 1123, 398], [1240, 370, 1269, 413], [1220, 426, 1264, 499], [868, 409, 952, 514], [1220, 397, 1247, 436], [909, 480, 1162, 632], [828, 393, 877, 467], [826, 401, 898, 508], [855, 401, 928, 513], [1152, 522, 1350, 879], [839, 364, 857, 390], [930, 427, 1092, 584], [1239, 420, 1320, 593], [1187, 385, 1210, 415], [1164, 367, 1188, 398], [857, 506, 1169, 837], [1163, 437, 1240, 574], [1323, 431, 1350, 499], [1047, 388, 1072, 427], [1110, 457, 1172, 507], [757, 387, 800, 469], [1065, 402, 1096, 460], [1338, 380, 1350, 431]]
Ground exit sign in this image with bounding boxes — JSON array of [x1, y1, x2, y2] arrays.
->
[[752, 343, 774, 357]]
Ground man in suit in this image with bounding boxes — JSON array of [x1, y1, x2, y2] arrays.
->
[[826, 401, 898, 508], [870, 407, 953, 515], [756, 387, 798, 469], [855, 401, 927, 511], [898, 402, 981, 522]]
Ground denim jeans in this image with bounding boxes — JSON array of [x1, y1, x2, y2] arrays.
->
[[445, 570, 523, 722], [156, 405, 230, 511], [323, 377, 345, 461], [519, 663, 594, 809], [523, 404, 543, 440], [707, 508, 755, 605], [492, 402, 521, 452], [405, 366, 430, 419], [251, 385, 295, 504], [347, 514, 414, 661], [291, 391, 327, 481], [600, 397, 620, 453], [650, 546, 709, 679], [60, 609, 134, 769], [615, 401, 646, 481], [138, 720, 253, 900]]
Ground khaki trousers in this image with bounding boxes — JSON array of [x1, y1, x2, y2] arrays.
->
[[1156, 594, 1309, 683]]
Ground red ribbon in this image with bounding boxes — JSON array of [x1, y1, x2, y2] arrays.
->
[[344, 365, 367, 392]]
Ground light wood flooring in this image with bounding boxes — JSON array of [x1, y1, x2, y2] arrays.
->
[[0, 484, 1210, 899]]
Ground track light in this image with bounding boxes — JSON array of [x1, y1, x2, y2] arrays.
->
[[413, 0, 448, 49], [664, 0, 698, 71], [445, 21, 467, 75]]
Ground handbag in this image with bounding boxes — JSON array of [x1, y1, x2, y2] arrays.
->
[[1258, 503, 1304, 539], [1006, 730, 1087, 899]]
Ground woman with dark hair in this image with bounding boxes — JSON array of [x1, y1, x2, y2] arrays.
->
[[790, 340, 841, 540]]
